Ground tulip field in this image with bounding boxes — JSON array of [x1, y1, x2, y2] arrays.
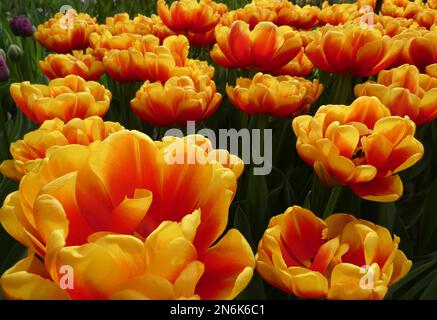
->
[[0, 0, 437, 301]]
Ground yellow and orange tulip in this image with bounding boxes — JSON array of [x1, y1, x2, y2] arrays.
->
[[317, 2, 361, 26], [89, 30, 149, 60], [305, 25, 402, 76], [157, 0, 222, 33], [256, 205, 412, 300], [393, 30, 437, 71], [275, 4, 320, 30], [221, 4, 276, 29], [10, 75, 111, 124], [426, 63, 437, 78], [355, 64, 437, 125], [415, 8, 437, 29], [131, 75, 221, 126], [38, 50, 105, 81], [272, 48, 314, 78], [102, 34, 189, 83], [0, 117, 123, 180], [226, 73, 322, 117], [381, 0, 423, 19], [211, 21, 302, 72], [101, 13, 153, 35], [34, 10, 97, 53], [292, 96, 424, 202], [0, 131, 253, 299], [149, 14, 177, 42]]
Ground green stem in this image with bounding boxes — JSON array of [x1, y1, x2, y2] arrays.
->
[[240, 111, 249, 129], [323, 184, 342, 219], [273, 118, 290, 165], [332, 73, 353, 105]]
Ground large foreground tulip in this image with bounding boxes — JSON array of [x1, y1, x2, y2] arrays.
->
[[292, 96, 424, 201], [0, 117, 123, 180], [210, 21, 302, 72], [10, 75, 111, 124], [355, 64, 437, 125], [0, 131, 253, 299], [226, 73, 322, 117], [256, 205, 412, 300]]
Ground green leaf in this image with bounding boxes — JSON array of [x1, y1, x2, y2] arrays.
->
[[420, 273, 437, 299], [244, 172, 269, 245]]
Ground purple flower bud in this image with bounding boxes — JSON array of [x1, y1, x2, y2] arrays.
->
[[10, 16, 34, 37], [0, 56, 10, 82]]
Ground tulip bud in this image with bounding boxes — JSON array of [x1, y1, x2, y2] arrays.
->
[[0, 48, 6, 61], [10, 16, 34, 37], [7, 44, 24, 62], [0, 56, 10, 82]]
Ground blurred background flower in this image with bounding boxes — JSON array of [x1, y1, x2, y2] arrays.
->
[[9, 16, 35, 37]]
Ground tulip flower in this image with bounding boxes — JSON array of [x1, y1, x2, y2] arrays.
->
[[381, 0, 423, 19], [226, 73, 322, 117], [39, 50, 105, 81], [187, 29, 216, 47], [357, 0, 377, 8], [0, 56, 10, 82], [256, 205, 412, 300], [34, 9, 97, 53], [271, 48, 314, 78], [103, 35, 190, 83], [221, 4, 277, 29], [393, 30, 437, 71], [376, 16, 420, 37], [149, 14, 177, 42], [415, 8, 437, 29], [101, 13, 153, 35], [10, 75, 111, 124], [7, 44, 23, 62], [305, 25, 403, 77], [89, 30, 149, 60], [275, 4, 320, 30], [292, 96, 424, 202], [317, 2, 362, 26], [428, 0, 437, 9], [0, 131, 253, 299], [157, 0, 222, 33], [102, 34, 214, 83], [0, 117, 123, 180], [10, 16, 34, 37], [172, 58, 215, 80], [426, 63, 437, 78], [355, 64, 437, 125], [210, 21, 302, 72], [131, 75, 221, 126]]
